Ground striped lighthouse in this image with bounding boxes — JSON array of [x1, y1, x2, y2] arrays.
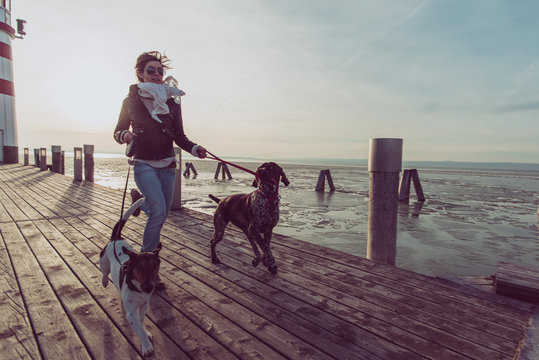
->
[[0, 0, 24, 163]]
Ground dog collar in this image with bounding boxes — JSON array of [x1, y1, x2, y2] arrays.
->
[[120, 261, 143, 293]]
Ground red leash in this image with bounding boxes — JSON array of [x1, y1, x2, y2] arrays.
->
[[206, 151, 258, 177]]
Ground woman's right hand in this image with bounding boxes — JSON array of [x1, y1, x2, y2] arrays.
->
[[122, 131, 134, 143]]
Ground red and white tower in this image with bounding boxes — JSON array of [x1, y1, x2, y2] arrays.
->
[[0, 0, 25, 163]]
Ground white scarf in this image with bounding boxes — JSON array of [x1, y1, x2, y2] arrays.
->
[[137, 83, 185, 123]]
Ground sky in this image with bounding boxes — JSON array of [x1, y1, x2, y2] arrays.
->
[[8, 0, 539, 163]]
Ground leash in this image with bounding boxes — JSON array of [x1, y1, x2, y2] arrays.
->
[[110, 165, 132, 264], [206, 151, 258, 177]]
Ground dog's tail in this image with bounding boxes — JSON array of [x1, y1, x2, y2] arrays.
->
[[208, 194, 221, 204], [110, 198, 145, 241]]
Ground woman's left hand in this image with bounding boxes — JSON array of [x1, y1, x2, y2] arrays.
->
[[197, 146, 207, 159]]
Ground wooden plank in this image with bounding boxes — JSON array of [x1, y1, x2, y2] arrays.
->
[[0, 185, 28, 221], [1, 221, 91, 359], [496, 262, 539, 302], [0, 228, 41, 360], [497, 262, 539, 283]]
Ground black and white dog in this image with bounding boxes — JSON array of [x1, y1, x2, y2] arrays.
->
[[99, 197, 161, 358]]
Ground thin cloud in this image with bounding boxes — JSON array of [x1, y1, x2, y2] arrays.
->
[[493, 100, 539, 114]]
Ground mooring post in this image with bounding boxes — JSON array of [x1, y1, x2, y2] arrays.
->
[[51, 145, 62, 174], [214, 163, 222, 179], [83, 144, 94, 182], [39, 148, 47, 171], [74, 147, 83, 182], [61, 151, 65, 175], [23, 148, 29, 165], [223, 163, 232, 179], [315, 170, 326, 192], [367, 138, 403, 265], [33, 148, 39, 167]]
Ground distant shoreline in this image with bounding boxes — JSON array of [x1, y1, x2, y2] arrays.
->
[[18, 150, 539, 172]]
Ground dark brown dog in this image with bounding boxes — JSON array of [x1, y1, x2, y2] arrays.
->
[[209, 162, 289, 274]]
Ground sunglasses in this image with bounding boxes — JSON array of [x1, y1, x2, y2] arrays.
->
[[145, 66, 164, 76]]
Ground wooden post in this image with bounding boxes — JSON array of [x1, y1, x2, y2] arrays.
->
[[61, 151, 65, 175], [23, 148, 29, 165], [410, 170, 425, 202], [315, 169, 336, 192], [399, 169, 425, 202], [51, 145, 62, 174], [74, 147, 83, 182], [183, 162, 199, 178], [315, 170, 325, 192], [398, 170, 412, 202], [83, 144, 94, 182], [39, 148, 47, 171], [171, 147, 182, 210], [190, 163, 198, 176], [214, 163, 222, 179], [214, 162, 232, 180], [223, 163, 232, 179], [183, 162, 191, 177], [33, 148, 40, 167], [367, 138, 402, 266], [326, 170, 335, 191]]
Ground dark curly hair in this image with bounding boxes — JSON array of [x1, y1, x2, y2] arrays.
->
[[135, 51, 172, 82]]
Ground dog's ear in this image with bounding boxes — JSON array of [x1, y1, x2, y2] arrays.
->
[[122, 246, 137, 260], [252, 176, 259, 188], [280, 168, 290, 187]]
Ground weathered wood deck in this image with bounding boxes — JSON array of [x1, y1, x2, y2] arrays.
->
[[0, 163, 536, 359]]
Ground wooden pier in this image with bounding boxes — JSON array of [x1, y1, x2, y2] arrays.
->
[[0, 163, 536, 359]]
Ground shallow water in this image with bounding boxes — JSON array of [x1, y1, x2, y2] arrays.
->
[[67, 155, 539, 277]]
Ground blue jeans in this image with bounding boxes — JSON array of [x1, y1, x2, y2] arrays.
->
[[133, 161, 176, 252]]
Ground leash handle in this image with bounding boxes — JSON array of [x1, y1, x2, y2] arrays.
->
[[206, 151, 258, 177]]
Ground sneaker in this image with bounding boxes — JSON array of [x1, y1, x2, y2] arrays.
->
[[130, 189, 143, 217]]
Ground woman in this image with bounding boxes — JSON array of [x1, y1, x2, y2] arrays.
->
[[114, 51, 206, 289]]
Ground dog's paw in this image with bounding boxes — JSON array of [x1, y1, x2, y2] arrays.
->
[[141, 343, 155, 359], [252, 257, 261, 267], [146, 330, 153, 344], [102, 276, 109, 288], [211, 256, 221, 264], [268, 264, 278, 274]]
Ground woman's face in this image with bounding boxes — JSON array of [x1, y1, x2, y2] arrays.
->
[[139, 60, 164, 84]]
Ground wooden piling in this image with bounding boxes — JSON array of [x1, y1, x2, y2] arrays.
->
[[183, 162, 198, 178], [315, 169, 336, 192], [61, 151, 65, 175], [73, 147, 83, 182], [51, 145, 62, 174], [367, 138, 402, 266], [23, 148, 29, 165], [214, 162, 232, 180], [39, 148, 47, 171], [399, 169, 425, 202], [83, 144, 94, 182], [33, 148, 39, 167]]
